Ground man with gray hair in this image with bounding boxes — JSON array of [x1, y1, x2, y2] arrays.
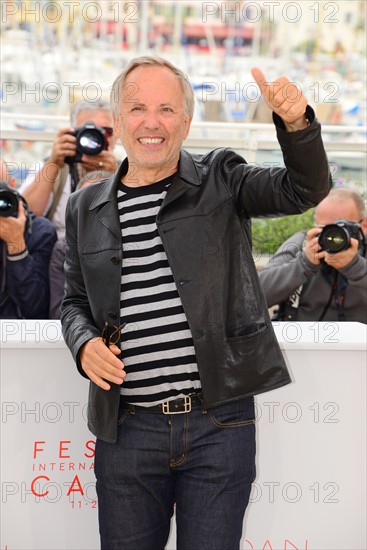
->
[[61, 55, 330, 549], [20, 99, 118, 239]]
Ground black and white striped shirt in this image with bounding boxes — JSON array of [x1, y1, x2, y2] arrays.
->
[[118, 176, 201, 406]]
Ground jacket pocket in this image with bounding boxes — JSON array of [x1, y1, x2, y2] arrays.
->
[[226, 322, 267, 341]]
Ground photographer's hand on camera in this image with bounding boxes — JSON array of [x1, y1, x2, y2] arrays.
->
[[0, 201, 27, 255], [323, 237, 359, 270], [49, 127, 78, 168], [81, 150, 118, 173], [305, 227, 359, 270], [304, 227, 324, 265]]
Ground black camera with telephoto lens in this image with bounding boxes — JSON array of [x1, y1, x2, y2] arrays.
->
[[0, 181, 24, 218], [318, 219, 364, 254], [65, 121, 110, 164]]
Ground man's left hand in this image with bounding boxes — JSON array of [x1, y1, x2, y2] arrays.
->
[[81, 150, 119, 173], [323, 238, 360, 270]]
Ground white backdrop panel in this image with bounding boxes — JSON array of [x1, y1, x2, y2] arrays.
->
[[1, 321, 366, 550]]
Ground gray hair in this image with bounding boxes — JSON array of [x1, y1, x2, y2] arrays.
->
[[110, 56, 195, 118], [320, 188, 366, 220], [70, 99, 111, 126]]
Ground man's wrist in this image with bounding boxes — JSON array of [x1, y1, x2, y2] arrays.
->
[[301, 250, 322, 273], [284, 115, 310, 132], [7, 246, 28, 260], [39, 160, 63, 189], [273, 105, 315, 132], [45, 158, 64, 172]]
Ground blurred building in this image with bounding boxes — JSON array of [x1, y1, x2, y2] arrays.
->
[[1, 0, 365, 55], [0, 1, 366, 124]]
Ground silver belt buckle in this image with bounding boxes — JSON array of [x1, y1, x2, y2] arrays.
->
[[162, 395, 192, 415]]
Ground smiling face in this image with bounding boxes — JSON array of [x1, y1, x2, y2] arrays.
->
[[113, 65, 192, 185]]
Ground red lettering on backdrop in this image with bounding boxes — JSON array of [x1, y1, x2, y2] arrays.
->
[[284, 541, 309, 550], [31, 475, 50, 497], [59, 440, 71, 458], [84, 439, 96, 458], [33, 441, 45, 458], [67, 475, 85, 496], [243, 541, 308, 550]]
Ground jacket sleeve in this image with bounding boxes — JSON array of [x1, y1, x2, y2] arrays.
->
[[258, 231, 322, 307], [219, 106, 332, 217], [48, 238, 66, 319], [60, 196, 100, 378], [5, 217, 57, 319], [339, 254, 367, 305]]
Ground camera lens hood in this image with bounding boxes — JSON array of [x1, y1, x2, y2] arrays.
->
[[0, 182, 19, 218], [76, 123, 107, 157], [318, 223, 350, 254]]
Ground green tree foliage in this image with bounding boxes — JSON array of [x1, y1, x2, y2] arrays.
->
[[252, 209, 315, 258]]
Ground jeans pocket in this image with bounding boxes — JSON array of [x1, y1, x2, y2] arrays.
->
[[209, 397, 255, 429], [117, 408, 130, 425]]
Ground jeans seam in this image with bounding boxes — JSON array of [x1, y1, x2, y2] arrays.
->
[[170, 414, 189, 468]]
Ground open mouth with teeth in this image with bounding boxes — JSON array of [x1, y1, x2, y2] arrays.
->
[[138, 137, 165, 145]]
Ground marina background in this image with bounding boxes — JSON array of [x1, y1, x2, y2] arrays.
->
[[1, 0, 366, 202]]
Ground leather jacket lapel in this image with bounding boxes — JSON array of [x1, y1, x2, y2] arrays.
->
[[88, 162, 128, 240], [86, 151, 201, 235], [95, 201, 121, 240], [159, 149, 202, 212]]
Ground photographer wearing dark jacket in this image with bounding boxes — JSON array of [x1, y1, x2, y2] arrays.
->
[[61, 56, 331, 550], [259, 188, 367, 323], [0, 181, 57, 319], [48, 170, 111, 319]]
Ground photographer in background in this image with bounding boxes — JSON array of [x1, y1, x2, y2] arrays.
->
[[48, 169, 111, 320], [19, 99, 118, 239], [259, 188, 367, 323], [0, 159, 57, 319]]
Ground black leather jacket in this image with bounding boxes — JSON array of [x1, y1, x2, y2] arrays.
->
[[61, 110, 331, 443]]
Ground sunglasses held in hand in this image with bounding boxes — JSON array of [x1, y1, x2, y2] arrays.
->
[[101, 321, 126, 347]]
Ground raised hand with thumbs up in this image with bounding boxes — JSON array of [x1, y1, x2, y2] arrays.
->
[[251, 67, 309, 132]]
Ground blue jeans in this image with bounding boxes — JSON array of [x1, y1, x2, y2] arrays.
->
[[95, 396, 256, 550]]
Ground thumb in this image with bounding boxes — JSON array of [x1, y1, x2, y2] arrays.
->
[[251, 67, 267, 93], [349, 237, 359, 251]]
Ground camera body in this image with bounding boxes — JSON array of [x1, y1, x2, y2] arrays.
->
[[65, 121, 109, 164], [318, 219, 363, 254], [0, 181, 22, 218]]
